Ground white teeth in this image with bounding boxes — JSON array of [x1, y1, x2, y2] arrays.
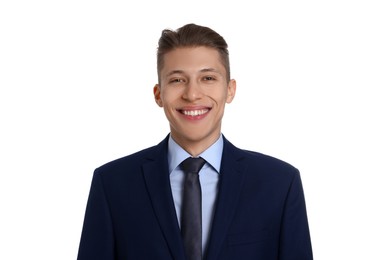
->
[[182, 109, 208, 116]]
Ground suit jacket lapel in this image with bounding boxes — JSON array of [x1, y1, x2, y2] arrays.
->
[[142, 137, 186, 260], [204, 137, 246, 260]]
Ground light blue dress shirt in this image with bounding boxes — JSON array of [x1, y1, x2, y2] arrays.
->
[[168, 134, 223, 255]]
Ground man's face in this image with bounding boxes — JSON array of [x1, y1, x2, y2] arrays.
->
[[154, 46, 236, 154]]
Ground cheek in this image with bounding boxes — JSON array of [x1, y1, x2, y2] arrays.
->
[[160, 94, 172, 106], [217, 91, 230, 104], [160, 96, 177, 113], [161, 89, 182, 104]]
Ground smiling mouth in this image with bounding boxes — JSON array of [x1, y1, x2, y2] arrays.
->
[[179, 109, 210, 116]]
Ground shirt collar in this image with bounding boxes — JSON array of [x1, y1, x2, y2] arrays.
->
[[168, 134, 223, 174]]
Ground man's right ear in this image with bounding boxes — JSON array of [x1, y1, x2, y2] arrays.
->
[[153, 84, 163, 107]]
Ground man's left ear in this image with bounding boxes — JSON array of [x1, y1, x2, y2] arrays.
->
[[226, 79, 236, 103]]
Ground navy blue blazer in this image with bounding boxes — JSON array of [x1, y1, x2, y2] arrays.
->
[[77, 135, 313, 259]]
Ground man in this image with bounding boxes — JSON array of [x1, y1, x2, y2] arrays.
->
[[77, 23, 313, 259]]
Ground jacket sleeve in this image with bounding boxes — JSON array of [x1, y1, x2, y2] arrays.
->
[[77, 170, 115, 260], [279, 170, 313, 260]]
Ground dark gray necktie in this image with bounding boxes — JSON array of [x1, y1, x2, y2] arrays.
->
[[180, 157, 206, 260]]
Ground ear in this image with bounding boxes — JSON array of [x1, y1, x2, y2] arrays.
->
[[153, 84, 163, 107], [226, 79, 236, 103]]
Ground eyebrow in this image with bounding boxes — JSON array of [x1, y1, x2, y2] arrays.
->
[[200, 68, 219, 73], [165, 70, 184, 78], [165, 68, 220, 78]]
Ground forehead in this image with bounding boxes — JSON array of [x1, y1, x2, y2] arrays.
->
[[161, 46, 224, 74]]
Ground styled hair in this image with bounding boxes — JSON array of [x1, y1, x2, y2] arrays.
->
[[156, 23, 230, 83]]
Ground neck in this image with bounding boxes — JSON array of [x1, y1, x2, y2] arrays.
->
[[170, 133, 221, 157]]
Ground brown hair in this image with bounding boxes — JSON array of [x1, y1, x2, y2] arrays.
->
[[157, 23, 230, 83]]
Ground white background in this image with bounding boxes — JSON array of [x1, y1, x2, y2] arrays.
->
[[1, 0, 383, 259]]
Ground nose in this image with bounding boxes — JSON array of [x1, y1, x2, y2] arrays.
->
[[182, 81, 202, 101]]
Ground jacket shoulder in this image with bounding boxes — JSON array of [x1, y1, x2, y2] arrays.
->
[[224, 137, 297, 171], [243, 149, 298, 172], [223, 138, 299, 181], [95, 135, 169, 174], [92, 145, 159, 182]]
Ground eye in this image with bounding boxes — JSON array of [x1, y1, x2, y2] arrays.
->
[[169, 78, 184, 83], [203, 76, 215, 81]]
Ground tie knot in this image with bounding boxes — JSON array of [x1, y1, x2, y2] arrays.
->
[[181, 157, 206, 174]]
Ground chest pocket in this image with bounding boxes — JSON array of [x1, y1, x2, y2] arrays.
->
[[227, 229, 272, 246]]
